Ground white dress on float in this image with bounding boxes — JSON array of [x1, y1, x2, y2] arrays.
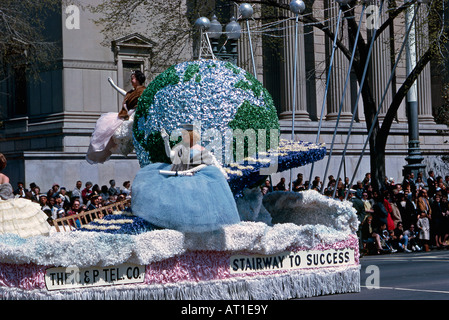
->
[[85, 110, 135, 164], [0, 183, 51, 238]]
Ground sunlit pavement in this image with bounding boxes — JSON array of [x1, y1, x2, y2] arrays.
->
[[303, 249, 449, 300]]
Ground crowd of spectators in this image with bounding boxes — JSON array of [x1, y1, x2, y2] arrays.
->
[[12, 179, 132, 225], [11, 168, 449, 254], [268, 170, 449, 255]]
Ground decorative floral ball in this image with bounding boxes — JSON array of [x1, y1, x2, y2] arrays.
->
[[132, 59, 279, 167]]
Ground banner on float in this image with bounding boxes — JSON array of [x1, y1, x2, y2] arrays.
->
[[230, 248, 355, 274], [45, 263, 145, 291]]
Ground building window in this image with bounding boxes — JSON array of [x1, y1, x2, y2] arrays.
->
[[13, 66, 27, 115], [122, 61, 144, 92], [112, 33, 154, 93]]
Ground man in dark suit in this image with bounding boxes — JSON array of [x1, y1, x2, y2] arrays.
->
[[427, 170, 436, 198]]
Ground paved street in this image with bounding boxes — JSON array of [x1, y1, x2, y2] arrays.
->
[[305, 249, 449, 300]]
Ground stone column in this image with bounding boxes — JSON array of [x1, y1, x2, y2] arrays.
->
[[279, 2, 309, 121], [368, 6, 393, 122], [325, 4, 352, 121], [312, 0, 327, 124], [416, 6, 434, 123]]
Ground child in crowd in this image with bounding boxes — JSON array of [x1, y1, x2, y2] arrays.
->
[[417, 212, 430, 251]]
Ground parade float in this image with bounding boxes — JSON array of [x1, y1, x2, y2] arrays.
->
[[0, 59, 360, 300]]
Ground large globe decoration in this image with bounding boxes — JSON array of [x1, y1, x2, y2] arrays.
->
[[132, 59, 279, 167]]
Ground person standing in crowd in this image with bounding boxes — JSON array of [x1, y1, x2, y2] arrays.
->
[[415, 176, 425, 191], [389, 193, 403, 228], [276, 177, 287, 191], [264, 179, 272, 193], [100, 185, 110, 201], [82, 181, 93, 204], [122, 181, 132, 197], [397, 192, 411, 230], [417, 211, 431, 251], [92, 184, 101, 197], [13, 182, 28, 198], [311, 176, 322, 191], [71, 180, 83, 204], [58, 187, 71, 210], [39, 194, 51, 218], [51, 196, 65, 221], [440, 194, 449, 247], [292, 173, 304, 192], [372, 191, 388, 231], [47, 183, 60, 198], [108, 179, 120, 196], [355, 181, 364, 199], [409, 172, 416, 193], [407, 191, 419, 227], [362, 173, 371, 189], [417, 189, 432, 218], [31, 186, 41, 203], [427, 170, 436, 198], [430, 193, 445, 249]]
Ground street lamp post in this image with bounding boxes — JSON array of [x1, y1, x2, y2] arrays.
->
[[289, 0, 306, 192], [239, 3, 257, 76], [403, 0, 426, 178], [200, 14, 241, 65]]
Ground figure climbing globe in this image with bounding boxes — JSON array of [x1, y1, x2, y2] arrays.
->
[[132, 59, 280, 167]]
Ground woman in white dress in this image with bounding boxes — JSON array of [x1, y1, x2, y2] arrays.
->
[[0, 154, 51, 238], [86, 71, 146, 164]]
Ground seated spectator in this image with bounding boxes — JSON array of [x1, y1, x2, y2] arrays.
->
[[47, 183, 60, 198], [13, 182, 27, 198], [361, 215, 383, 255], [362, 192, 374, 214], [108, 179, 120, 196], [51, 196, 65, 220], [392, 222, 411, 252], [58, 187, 71, 210], [87, 194, 101, 211], [379, 224, 397, 253], [66, 200, 81, 228], [100, 185, 110, 201], [276, 178, 287, 191], [39, 194, 52, 218], [292, 173, 304, 192], [404, 224, 421, 251], [264, 179, 272, 192], [122, 181, 132, 197]]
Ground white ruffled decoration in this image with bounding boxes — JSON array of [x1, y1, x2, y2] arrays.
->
[[262, 190, 359, 234], [0, 198, 51, 238], [112, 112, 135, 157]]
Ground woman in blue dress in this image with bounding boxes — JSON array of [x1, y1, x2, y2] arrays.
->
[[131, 124, 240, 233]]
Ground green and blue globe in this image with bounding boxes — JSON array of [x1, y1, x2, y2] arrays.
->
[[132, 59, 280, 167]]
